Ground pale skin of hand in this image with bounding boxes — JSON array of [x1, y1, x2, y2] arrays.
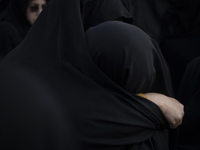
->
[[143, 92, 184, 129]]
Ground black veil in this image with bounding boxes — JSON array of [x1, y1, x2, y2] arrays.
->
[[1, 0, 174, 149]]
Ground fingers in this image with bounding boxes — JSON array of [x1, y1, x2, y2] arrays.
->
[[169, 118, 183, 129], [143, 92, 185, 129], [168, 98, 184, 129]]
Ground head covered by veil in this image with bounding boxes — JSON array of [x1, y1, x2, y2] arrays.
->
[[1, 0, 174, 149], [0, 0, 50, 59], [86, 21, 171, 94]]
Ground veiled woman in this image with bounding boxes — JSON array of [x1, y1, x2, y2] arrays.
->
[[1, 0, 183, 149], [0, 0, 49, 60]]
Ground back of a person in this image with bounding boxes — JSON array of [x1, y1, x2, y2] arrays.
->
[[177, 57, 200, 150]]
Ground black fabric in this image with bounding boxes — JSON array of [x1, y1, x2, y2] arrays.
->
[[160, 0, 200, 96], [0, 66, 78, 150], [0, 0, 11, 21], [178, 57, 200, 106], [81, 0, 133, 31], [0, 0, 32, 59], [177, 57, 200, 150], [1, 0, 175, 149], [167, 0, 200, 36], [161, 36, 200, 95], [0, 0, 11, 12], [86, 21, 171, 95], [121, 0, 173, 44]]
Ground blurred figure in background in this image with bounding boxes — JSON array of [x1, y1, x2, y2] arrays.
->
[[121, 0, 173, 45], [161, 0, 200, 96], [177, 57, 200, 150], [0, 0, 49, 61]]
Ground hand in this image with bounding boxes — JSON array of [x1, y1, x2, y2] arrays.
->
[[144, 93, 184, 129]]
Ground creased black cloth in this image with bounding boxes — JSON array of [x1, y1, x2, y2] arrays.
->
[[177, 57, 200, 150], [0, 0, 31, 59], [2, 0, 174, 149]]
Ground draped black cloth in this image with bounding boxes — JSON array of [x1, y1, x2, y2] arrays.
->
[[81, 0, 132, 31], [161, 0, 200, 95], [0, 66, 78, 150], [0, 0, 31, 59], [1, 0, 175, 149], [121, 0, 173, 44], [177, 57, 200, 150], [86, 21, 171, 95]]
